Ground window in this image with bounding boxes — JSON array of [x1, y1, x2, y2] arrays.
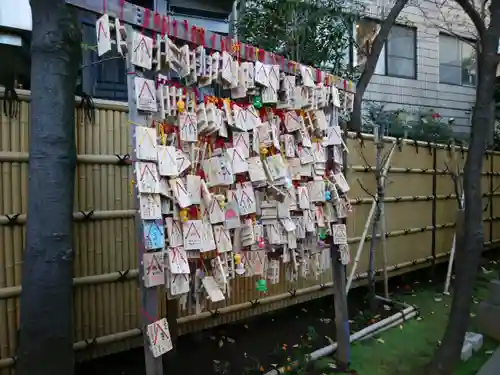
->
[[355, 19, 417, 79], [439, 34, 476, 86]]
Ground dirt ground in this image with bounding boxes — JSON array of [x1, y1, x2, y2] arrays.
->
[[75, 267, 441, 375]]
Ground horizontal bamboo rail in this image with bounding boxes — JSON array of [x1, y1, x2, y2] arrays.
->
[[0, 270, 139, 299], [345, 130, 500, 154], [0, 87, 128, 112], [0, 151, 132, 165], [351, 166, 499, 176], [0, 210, 135, 226], [349, 193, 500, 205]]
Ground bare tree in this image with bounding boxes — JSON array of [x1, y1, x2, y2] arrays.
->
[[426, 1, 500, 374], [349, 0, 411, 131], [18, 1, 81, 375]]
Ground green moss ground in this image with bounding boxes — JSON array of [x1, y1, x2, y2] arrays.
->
[[316, 262, 499, 375]]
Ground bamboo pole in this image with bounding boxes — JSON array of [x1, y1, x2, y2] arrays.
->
[[349, 192, 500, 205], [0, 87, 129, 112], [346, 143, 396, 294], [0, 151, 133, 165], [444, 200, 465, 295], [0, 210, 135, 225]]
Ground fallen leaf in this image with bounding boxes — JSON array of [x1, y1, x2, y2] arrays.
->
[[470, 313, 476, 318], [328, 363, 337, 369], [218, 340, 224, 348], [376, 338, 385, 344], [226, 337, 235, 343], [301, 308, 308, 312], [293, 344, 299, 348], [416, 316, 423, 321], [244, 324, 249, 329], [399, 324, 403, 330]]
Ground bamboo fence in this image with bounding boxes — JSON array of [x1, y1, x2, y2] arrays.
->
[[1, 90, 500, 373]]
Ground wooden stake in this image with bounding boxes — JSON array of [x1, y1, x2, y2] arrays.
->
[[125, 24, 163, 375]]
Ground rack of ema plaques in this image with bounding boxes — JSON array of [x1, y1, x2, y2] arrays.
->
[[96, 12, 353, 357]]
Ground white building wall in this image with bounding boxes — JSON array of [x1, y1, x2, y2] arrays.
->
[[361, 0, 479, 136]]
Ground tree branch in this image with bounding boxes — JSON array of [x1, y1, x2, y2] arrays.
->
[[349, 0, 411, 131], [454, 0, 487, 41]]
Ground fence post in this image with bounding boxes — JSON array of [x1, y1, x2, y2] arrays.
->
[[489, 152, 493, 244], [431, 146, 437, 279], [125, 24, 163, 375], [328, 124, 350, 368]]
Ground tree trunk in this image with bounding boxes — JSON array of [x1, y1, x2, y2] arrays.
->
[[18, 2, 81, 375], [426, 2, 500, 374], [349, 0, 410, 131]]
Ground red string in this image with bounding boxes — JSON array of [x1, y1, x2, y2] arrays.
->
[[191, 25, 197, 44], [142, 9, 151, 33], [119, 0, 125, 20], [103, 0, 106, 13], [183, 20, 189, 39], [249, 46, 254, 60], [315, 68, 321, 84], [258, 49, 265, 62], [199, 28, 206, 48], [209, 34, 216, 55], [173, 20, 178, 38], [214, 138, 225, 149], [153, 12, 161, 40], [161, 16, 167, 38], [343, 80, 347, 90]]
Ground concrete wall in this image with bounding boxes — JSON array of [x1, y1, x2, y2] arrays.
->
[[361, 0, 478, 136]]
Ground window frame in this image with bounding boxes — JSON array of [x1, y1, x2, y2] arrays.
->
[[384, 24, 418, 80], [438, 32, 477, 87], [354, 18, 417, 80]]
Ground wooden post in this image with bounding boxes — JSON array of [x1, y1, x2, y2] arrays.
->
[[327, 118, 350, 368], [431, 146, 437, 280], [125, 24, 163, 375], [330, 240, 350, 367]]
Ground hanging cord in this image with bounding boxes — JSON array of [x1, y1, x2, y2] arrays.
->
[[79, 92, 95, 124], [3, 83, 20, 119]]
